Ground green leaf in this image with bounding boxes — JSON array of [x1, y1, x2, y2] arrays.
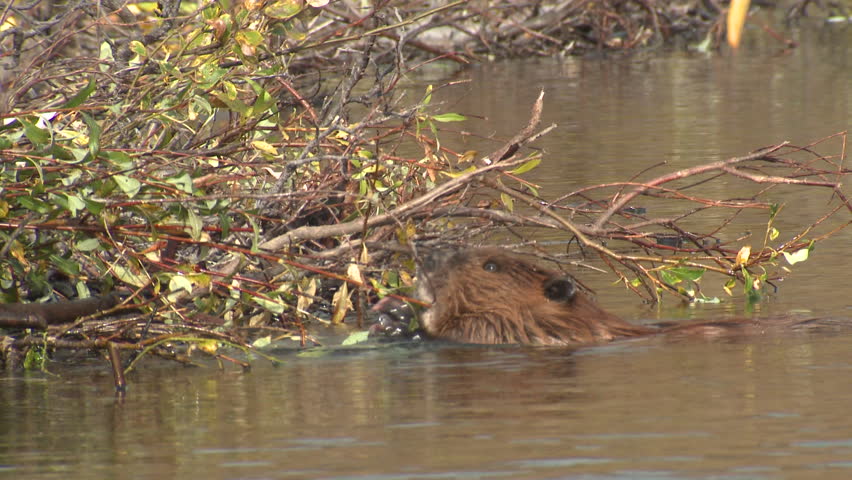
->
[[342, 330, 371, 346], [184, 208, 203, 240], [660, 269, 679, 285], [500, 193, 514, 212], [782, 246, 812, 265], [431, 113, 466, 122], [166, 172, 194, 194], [84, 198, 105, 215], [219, 212, 231, 237], [509, 158, 541, 175], [113, 264, 146, 288], [213, 91, 249, 115], [103, 150, 134, 170], [50, 254, 81, 277], [169, 275, 194, 294], [129, 40, 147, 58], [441, 165, 477, 178], [76, 238, 102, 252], [422, 85, 433, 106], [666, 266, 706, 282], [263, 0, 303, 19], [768, 227, 779, 241], [18, 117, 50, 147], [768, 203, 780, 221], [254, 296, 285, 314], [61, 78, 96, 109], [17, 196, 50, 214], [236, 30, 263, 47], [252, 335, 273, 349], [113, 174, 141, 197], [81, 112, 101, 156], [52, 193, 86, 217]]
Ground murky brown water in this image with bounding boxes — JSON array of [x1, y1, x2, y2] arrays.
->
[[3, 20, 852, 480]]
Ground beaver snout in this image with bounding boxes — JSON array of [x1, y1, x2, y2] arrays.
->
[[543, 277, 577, 303]]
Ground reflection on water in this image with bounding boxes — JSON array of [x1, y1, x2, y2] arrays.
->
[[2, 21, 852, 480], [4, 332, 852, 479]]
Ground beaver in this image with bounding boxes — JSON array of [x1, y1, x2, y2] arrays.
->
[[372, 247, 791, 345]]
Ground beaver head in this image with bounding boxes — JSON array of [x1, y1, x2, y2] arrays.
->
[[411, 248, 652, 345]]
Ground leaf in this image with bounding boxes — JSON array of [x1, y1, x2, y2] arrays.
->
[[666, 266, 706, 283], [112, 264, 146, 288], [61, 78, 96, 109], [768, 227, 779, 241], [500, 193, 514, 212], [166, 172, 194, 194], [422, 85, 433, 106], [169, 275, 194, 294], [347, 262, 363, 285], [113, 174, 142, 197], [76, 238, 101, 252], [783, 246, 811, 265], [129, 41, 147, 58], [330, 282, 351, 324], [768, 203, 780, 221], [456, 150, 477, 164], [213, 91, 249, 115], [84, 198, 105, 215], [342, 330, 370, 346], [18, 117, 50, 147], [734, 245, 751, 268], [252, 335, 272, 349], [431, 113, 466, 122], [50, 255, 81, 277], [197, 339, 219, 354], [17, 196, 50, 214], [263, 0, 303, 19], [297, 278, 317, 313], [252, 140, 279, 156], [509, 158, 541, 175], [254, 296, 285, 314], [441, 165, 477, 178], [64, 194, 87, 217], [659, 269, 679, 285], [184, 208, 203, 240], [81, 112, 101, 156]]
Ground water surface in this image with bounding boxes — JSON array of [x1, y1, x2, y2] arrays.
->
[[3, 20, 852, 480]]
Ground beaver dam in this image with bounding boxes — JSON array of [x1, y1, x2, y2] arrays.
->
[[1, 0, 850, 387]]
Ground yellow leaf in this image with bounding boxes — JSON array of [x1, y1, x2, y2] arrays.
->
[[734, 245, 751, 268], [297, 278, 317, 313], [457, 150, 477, 164], [347, 262, 363, 285], [331, 282, 351, 324], [252, 140, 279, 156]]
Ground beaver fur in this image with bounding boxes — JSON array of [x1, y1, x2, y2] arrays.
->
[[371, 247, 821, 345], [412, 248, 655, 345]]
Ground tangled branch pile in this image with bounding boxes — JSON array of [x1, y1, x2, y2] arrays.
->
[[0, 0, 848, 374]]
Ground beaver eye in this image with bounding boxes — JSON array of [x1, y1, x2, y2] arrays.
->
[[482, 261, 499, 273]]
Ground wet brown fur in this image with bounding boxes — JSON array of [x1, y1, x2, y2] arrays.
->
[[415, 248, 656, 345]]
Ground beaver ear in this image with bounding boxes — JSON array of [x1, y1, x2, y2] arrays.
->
[[543, 276, 577, 303]]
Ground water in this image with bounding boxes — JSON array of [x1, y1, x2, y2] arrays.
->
[[3, 19, 852, 480]]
